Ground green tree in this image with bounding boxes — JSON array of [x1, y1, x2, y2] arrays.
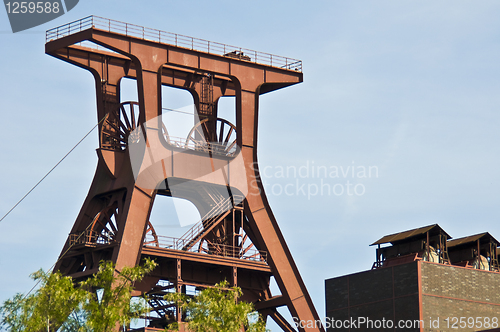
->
[[0, 258, 157, 332], [164, 281, 268, 332], [0, 269, 86, 332], [78, 259, 156, 331]]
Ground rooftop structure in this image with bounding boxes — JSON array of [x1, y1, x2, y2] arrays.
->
[[371, 224, 451, 268], [448, 232, 499, 270]]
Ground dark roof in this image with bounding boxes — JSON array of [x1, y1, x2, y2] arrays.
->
[[371, 224, 451, 246], [447, 232, 499, 248]]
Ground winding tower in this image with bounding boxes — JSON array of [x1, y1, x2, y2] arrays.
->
[[45, 16, 322, 332]]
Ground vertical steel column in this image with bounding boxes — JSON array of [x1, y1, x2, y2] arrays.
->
[[176, 259, 182, 323]]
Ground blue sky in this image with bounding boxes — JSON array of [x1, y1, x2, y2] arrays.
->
[[2, 1, 500, 330]]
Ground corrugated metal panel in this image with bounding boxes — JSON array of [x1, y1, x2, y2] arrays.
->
[[371, 224, 451, 246], [447, 232, 499, 248]]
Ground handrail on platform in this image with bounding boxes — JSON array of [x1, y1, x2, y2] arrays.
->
[[46, 15, 302, 72]]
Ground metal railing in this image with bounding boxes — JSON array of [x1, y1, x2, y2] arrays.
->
[[143, 234, 267, 262], [45, 16, 302, 72], [69, 230, 113, 246], [166, 136, 238, 157]]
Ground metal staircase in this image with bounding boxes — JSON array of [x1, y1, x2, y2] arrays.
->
[[176, 195, 233, 250]]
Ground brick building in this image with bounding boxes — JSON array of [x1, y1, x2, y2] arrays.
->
[[325, 225, 500, 332]]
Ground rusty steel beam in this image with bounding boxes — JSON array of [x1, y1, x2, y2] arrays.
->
[[141, 246, 271, 272], [255, 295, 288, 311], [263, 309, 299, 332]]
